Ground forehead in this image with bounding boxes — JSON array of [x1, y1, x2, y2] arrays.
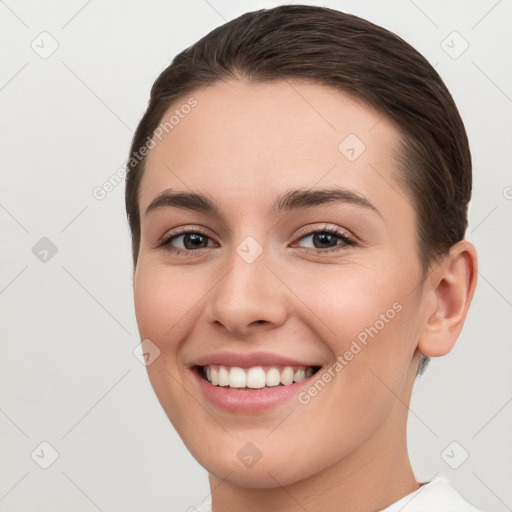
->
[[139, 79, 405, 217]]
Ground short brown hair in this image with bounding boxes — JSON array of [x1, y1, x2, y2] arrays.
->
[[125, 5, 472, 375]]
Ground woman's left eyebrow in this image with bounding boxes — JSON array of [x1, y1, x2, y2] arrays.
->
[[273, 187, 382, 217], [144, 186, 382, 218]]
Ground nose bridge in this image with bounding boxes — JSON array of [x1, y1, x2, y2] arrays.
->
[[207, 233, 288, 334]]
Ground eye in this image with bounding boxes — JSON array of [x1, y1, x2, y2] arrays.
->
[[155, 227, 216, 255], [293, 225, 356, 253], [154, 224, 357, 256]]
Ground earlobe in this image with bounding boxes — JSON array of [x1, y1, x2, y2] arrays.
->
[[417, 240, 478, 358]]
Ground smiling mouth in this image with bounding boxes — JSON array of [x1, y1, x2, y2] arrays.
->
[[195, 364, 321, 390]]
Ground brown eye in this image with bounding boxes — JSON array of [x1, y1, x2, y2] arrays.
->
[[156, 228, 216, 255], [295, 227, 356, 252], [168, 233, 210, 250]]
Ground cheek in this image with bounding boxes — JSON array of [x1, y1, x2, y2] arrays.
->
[[133, 266, 166, 341], [133, 262, 202, 435], [293, 263, 421, 392], [292, 263, 410, 341], [280, 267, 421, 466], [133, 261, 199, 346]]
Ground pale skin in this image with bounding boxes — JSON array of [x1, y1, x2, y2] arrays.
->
[[133, 79, 478, 512]]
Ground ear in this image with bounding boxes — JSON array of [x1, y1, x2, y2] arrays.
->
[[417, 240, 478, 357]]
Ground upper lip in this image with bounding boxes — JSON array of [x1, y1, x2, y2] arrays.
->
[[190, 351, 321, 368]]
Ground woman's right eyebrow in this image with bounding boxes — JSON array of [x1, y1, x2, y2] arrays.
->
[[144, 186, 382, 219], [145, 188, 220, 217]]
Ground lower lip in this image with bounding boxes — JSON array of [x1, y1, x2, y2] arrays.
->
[[192, 368, 319, 414]]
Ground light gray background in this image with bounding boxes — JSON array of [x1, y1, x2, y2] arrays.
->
[[1, 1, 511, 511]]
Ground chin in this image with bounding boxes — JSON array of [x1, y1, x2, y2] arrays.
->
[[186, 436, 331, 489], [203, 457, 314, 489]]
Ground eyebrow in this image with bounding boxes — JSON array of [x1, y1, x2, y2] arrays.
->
[[144, 186, 381, 217]]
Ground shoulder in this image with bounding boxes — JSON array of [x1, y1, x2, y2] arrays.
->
[[185, 477, 481, 512], [381, 476, 482, 511]]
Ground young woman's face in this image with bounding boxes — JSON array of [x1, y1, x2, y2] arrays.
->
[[134, 79, 428, 487]]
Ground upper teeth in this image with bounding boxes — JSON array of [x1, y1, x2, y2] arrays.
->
[[203, 365, 314, 389]]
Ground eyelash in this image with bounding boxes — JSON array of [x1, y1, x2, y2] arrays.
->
[[155, 225, 357, 257]]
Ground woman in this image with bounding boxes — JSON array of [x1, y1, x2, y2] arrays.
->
[[125, 5, 479, 511]]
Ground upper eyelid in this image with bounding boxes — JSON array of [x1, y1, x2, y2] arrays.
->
[[161, 224, 351, 239], [295, 223, 353, 238]]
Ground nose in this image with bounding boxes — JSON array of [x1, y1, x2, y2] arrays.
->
[[206, 241, 290, 338]]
